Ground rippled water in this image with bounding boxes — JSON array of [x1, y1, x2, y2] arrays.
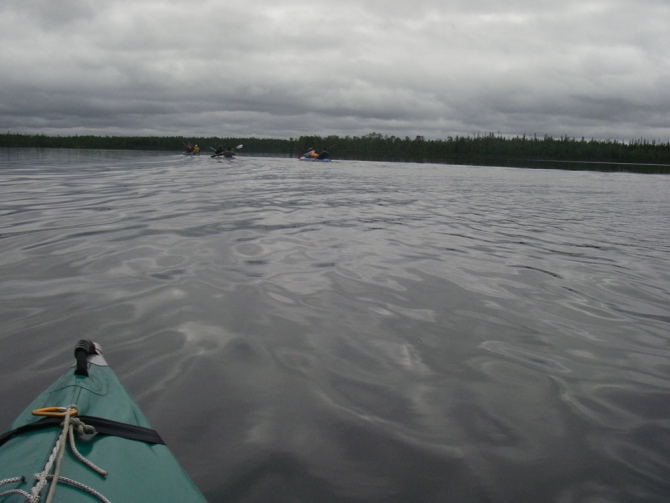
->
[[1, 148, 669, 502]]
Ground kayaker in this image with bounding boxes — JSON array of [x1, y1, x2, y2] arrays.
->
[[303, 148, 318, 158], [317, 147, 330, 159], [186, 143, 193, 153], [193, 145, 200, 154], [214, 145, 224, 155], [223, 146, 235, 158]]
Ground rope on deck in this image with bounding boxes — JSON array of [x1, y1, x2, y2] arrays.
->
[[0, 405, 111, 503]]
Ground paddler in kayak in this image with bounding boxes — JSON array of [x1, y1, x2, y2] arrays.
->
[[317, 146, 330, 159], [302, 147, 318, 159], [214, 145, 236, 158], [193, 145, 200, 154]]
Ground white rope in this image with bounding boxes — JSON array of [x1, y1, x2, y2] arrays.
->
[[0, 477, 111, 503], [44, 476, 111, 503], [43, 407, 108, 503], [41, 405, 82, 503], [0, 405, 111, 503], [0, 477, 30, 500], [29, 408, 71, 503], [0, 489, 32, 500], [66, 419, 107, 477], [0, 476, 25, 488]]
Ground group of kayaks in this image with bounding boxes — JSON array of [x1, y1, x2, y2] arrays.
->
[[0, 340, 208, 502], [181, 144, 334, 162], [182, 144, 241, 159]]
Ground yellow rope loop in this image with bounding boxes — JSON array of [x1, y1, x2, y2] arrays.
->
[[31, 406, 78, 418]]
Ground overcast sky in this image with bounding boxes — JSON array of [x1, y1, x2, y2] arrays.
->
[[2, 0, 669, 141]]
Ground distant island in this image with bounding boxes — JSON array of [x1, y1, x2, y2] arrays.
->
[[2, 132, 669, 173]]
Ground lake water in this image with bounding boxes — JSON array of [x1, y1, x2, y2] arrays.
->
[[1, 148, 669, 502]]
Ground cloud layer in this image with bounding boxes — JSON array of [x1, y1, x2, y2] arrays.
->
[[2, 0, 669, 140]]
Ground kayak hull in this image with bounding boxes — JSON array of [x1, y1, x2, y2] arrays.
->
[[0, 343, 207, 502], [298, 156, 331, 162]]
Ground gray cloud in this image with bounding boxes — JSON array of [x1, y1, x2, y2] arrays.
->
[[1, 0, 669, 140]]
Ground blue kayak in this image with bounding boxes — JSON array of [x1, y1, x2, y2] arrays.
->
[[298, 156, 331, 162], [0, 340, 207, 502]]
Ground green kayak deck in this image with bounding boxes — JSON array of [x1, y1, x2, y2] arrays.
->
[[0, 341, 207, 502]]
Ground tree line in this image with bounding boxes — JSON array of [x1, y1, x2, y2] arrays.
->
[[2, 132, 669, 172]]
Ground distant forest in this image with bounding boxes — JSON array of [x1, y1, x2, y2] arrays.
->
[[2, 132, 669, 173]]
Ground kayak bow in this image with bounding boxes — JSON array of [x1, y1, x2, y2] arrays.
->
[[0, 340, 207, 502]]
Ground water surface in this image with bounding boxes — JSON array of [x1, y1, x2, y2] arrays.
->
[[1, 149, 669, 502]]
